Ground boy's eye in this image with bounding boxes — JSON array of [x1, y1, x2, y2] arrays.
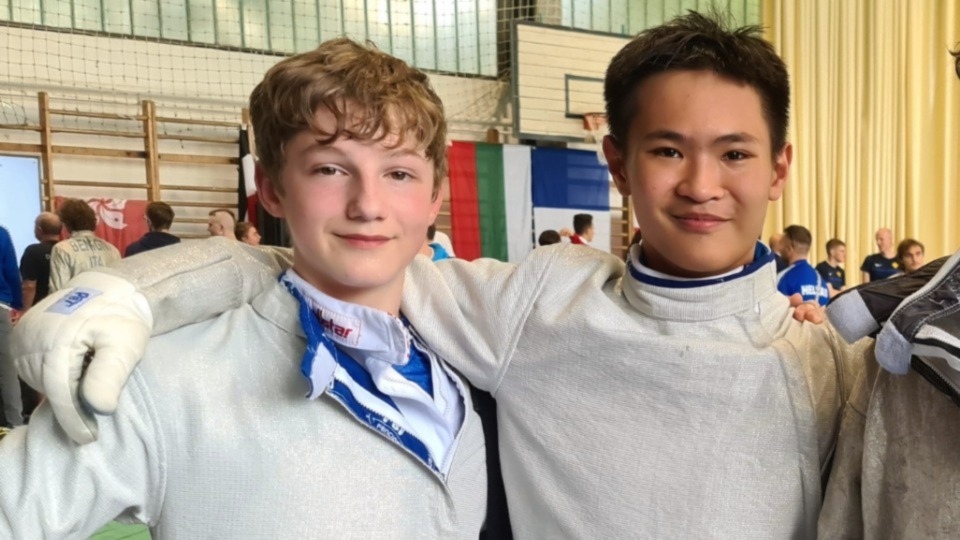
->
[[652, 148, 681, 158], [388, 171, 412, 181], [312, 166, 341, 176], [723, 151, 749, 161]]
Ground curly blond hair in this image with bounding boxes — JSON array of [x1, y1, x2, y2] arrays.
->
[[250, 38, 447, 197]]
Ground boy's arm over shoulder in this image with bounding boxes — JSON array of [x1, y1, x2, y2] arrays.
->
[[0, 372, 165, 537], [98, 237, 291, 335], [402, 245, 623, 392], [11, 237, 291, 444]]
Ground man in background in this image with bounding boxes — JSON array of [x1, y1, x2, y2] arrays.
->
[[559, 214, 596, 246], [125, 202, 180, 257], [0, 224, 22, 428], [50, 199, 121, 292], [432, 229, 455, 257], [777, 225, 830, 306], [816, 238, 846, 297], [861, 227, 898, 282], [19, 212, 61, 309], [895, 238, 925, 275], [419, 224, 451, 261], [17, 213, 60, 422], [569, 213, 594, 245], [769, 232, 788, 272], [207, 208, 237, 240]]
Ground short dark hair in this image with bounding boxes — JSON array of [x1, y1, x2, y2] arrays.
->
[[897, 238, 925, 262], [825, 238, 845, 253], [604, 11, 790, 155], [57, 198, 97, 232], [209, 208, 236, 220], [783, 224, 812, 251], [146, 201, 175, 230], [426, 224, 437, 241], [538, 230, 561, 246], [573, 213, 594, 235]]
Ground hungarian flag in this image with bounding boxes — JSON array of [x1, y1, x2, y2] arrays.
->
[[53, 197, 150, 254], [531, 147, 613, 252], [447, 142, 533, 262], [238, 126, 257, 225]]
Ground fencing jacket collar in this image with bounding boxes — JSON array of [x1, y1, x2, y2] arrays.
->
[[623, 241, 782, 322], [280, 269, 466, 478]]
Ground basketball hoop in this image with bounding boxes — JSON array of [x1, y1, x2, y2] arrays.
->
[[582, 112, 609, 165]]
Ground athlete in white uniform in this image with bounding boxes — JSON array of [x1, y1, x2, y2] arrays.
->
[[0, 39, 487, 538], [49, 199, 121, 293]]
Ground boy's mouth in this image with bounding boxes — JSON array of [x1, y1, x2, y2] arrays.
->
[[672, 213, 728, 233], [338, 234, 391, 248]]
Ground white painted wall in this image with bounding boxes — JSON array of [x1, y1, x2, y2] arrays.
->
[[514, 22, 626, 140], [0, 155, 43, 261]]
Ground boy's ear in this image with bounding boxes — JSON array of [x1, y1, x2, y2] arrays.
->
[[768, 142, 792, 201], [255, 164, 285, 219], [428, 181, 444, 223], [602, 135, 630, 197]]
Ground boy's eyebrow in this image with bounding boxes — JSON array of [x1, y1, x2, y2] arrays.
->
[[713, 132, 760, 144], [640, 130, 760, 145], [385, 147, 425, 159], [641, 130, 687, 143], [297, 140, 342, 157]]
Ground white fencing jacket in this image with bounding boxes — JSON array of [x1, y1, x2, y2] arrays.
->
[[55, 238, 867, 539], [0, 275, 487, 539]]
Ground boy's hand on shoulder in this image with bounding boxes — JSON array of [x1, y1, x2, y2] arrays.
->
[[10, 271, 154, 445], [789, 294, 825, 324]]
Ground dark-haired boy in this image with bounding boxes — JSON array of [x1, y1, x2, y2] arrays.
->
[[14, 13, 853, 539], [569, 213, 594, 245], [124, 201, 180, 257], [816, 238, 846, 296]]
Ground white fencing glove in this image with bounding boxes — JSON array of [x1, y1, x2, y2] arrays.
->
[[11, 271, 153, 444]]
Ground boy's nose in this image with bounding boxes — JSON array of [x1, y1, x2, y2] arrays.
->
[[347, 174, 385, 220], [676, 158, 724, 202]]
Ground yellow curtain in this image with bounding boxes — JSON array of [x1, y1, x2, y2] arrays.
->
[[762, 0, 960, 283]]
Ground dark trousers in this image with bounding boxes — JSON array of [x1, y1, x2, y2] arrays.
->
[[471, 387, 513, 540]]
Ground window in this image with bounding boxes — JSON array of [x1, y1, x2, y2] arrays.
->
[[561, 0, 762, 35], [0, 0, 755, 76]]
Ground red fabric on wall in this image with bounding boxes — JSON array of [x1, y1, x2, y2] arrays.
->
[[447, 141, 481, 261]]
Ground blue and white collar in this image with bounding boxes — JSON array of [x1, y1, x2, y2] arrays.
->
[[283, 270, 410, 364], [628, 241, 776, 289], [621, 241, 783, 322], [280, 270, 451, 477]]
